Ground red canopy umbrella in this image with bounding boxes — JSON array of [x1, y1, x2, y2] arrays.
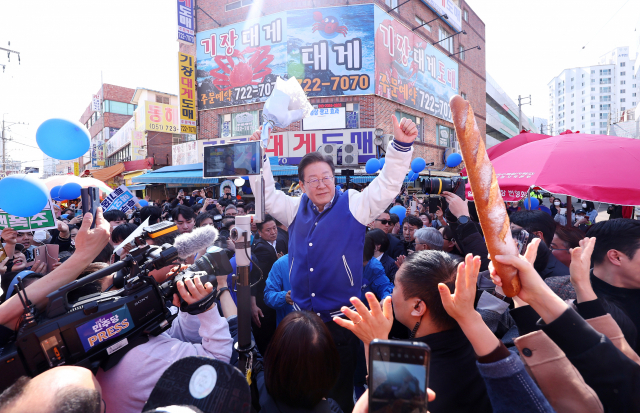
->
[[465, 133, 640, 205], [461, 130, 551, 175]]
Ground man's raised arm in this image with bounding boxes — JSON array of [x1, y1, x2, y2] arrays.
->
[[248, 127, 301, 226], [349, 116, 417, 225]]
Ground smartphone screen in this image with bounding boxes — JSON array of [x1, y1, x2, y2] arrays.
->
[[369, 339, 430, 413], [81, 187, 100, 229]]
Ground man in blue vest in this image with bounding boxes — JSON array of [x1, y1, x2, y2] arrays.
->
[[249, 116, 417, 412]]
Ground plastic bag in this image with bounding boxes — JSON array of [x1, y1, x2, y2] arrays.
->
[[260, 77, 313, 148]]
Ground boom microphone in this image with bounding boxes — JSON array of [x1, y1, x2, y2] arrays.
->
[[174, 225, 219, 259]]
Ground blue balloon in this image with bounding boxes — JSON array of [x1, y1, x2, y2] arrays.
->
[[139, 199, 149, 207], [411, 157, 426, 173], [36, 119, 91, 161], [0, 175, 49, 217], [50, 185, 63, 201], [446, 153, 463, 168], [389, 205, 406, 226], [365, 158, 381, 174], [379, 158, 385, 169], [241, 176, 249, 180], [523, 197, 540, 210], [58, 182, 82, 200]]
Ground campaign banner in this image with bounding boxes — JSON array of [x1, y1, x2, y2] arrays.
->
[[172, 141, 199, 165], [303, 103, 346, 130], [76, 306, 134, 352], [177, 0, 195, 44], [201, 127, 377, 165], [0, 201, 57, 232], [178, 52, 198, 135], [144, 101, 180, 133], [374, 7, 459, 123], [106, 117, 135, 157], [101, 185, 139, 213]]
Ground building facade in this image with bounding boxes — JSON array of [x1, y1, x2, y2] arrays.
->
[[183, 0, 486, 169], [548, 47, 638, 135], [486, 72, 543, 147]]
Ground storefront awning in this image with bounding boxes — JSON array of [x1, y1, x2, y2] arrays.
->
[[132, 163, 219, 185], [271, 165, 298, 176], [90, 163, 125, 181], [126, 184, 148, 191]]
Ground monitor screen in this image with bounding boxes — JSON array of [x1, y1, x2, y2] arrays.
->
[[203, 141, 262, 178]]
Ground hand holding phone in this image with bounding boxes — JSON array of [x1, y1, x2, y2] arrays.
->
[[81, 187, 100, 229]]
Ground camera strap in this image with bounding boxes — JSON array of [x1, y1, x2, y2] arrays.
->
[[181, 291, 217, 315]]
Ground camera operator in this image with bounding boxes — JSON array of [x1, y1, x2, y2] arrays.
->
[[0, 209, 111, 342]]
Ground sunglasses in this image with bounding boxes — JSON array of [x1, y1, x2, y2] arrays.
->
[[375, 219, 393, 225]]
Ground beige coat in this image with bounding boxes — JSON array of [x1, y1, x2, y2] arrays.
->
[[514, 314, 640, 413]]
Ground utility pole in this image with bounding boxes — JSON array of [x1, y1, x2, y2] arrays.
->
[[1, 114, 28, 175], [518, 95, 532, 132], [0, 42, 21, 73]]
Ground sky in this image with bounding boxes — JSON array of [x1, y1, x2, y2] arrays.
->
[[1, 0, 639, 174]]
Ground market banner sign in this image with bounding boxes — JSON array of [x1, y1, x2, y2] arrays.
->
[[106, 116, 135, 157], [91, 94, 101, 112], [0, 201, 57, 232], [131, 131, 147, 161], [195, 4, 458, 123], [101, 185, 139, 213], [172, 141, 199, 166], [303, 103, 346, 131], [177, 0, 195, 44], [374, 7, 459, 122], [418, 0, 462, 32], [144, 101, 180, 133], [178, 52, 197, 135], [73, 162, 80, 176]]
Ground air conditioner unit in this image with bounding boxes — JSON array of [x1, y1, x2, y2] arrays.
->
[[317, 144, 338, 165], [341, 143, 359, 166]]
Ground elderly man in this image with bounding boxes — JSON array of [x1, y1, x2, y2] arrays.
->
[[249, 115, 417, 412], [414, 227, 444, 251]]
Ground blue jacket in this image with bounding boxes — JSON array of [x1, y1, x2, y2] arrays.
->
[[250, 139, 413, 322], [361, 258, 393, 300], [264, 254, 294, 325]]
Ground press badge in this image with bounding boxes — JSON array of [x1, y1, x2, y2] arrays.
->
[[76, 306, 135, 352]]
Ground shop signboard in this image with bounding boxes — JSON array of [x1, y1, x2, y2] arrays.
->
[[172, 141, 199, 166], [144, 101, 180, 133], [374, 7, 459, 123], [178, 52, 198, 135], [106, 116, 135, 157], [131, 131, 147, 161], [303, 103, 346, 130], [177, 0, 195, 44], [418, 0, 462, 32]]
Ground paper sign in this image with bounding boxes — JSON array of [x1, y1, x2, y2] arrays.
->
[[75, 306, 134, 352], [100, 185, 139, 213], [0, 201, 57, 232]]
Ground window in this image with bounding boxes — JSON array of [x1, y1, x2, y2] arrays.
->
[[600, 78, 611, 84], [621, 71, 626, 76], [591, 96, 595, 100], [620, 62, 626, 67], [600, 122, 607, 128], [600, 104, 610, 110], [458, 45, 465, 60], [385, 0, 399, 9], [582, 99, 585, 103], [396, 111, 423, 141], [414, 16, 431, 31], [106, 144, 131, 167], [591, 70, 595, 74], [461, 92, 467, 99], [439, 26, 454, 54], [436, 125, 455, 148], [225, 0, 253, 11], [621, 80, 626, 85], [155, 95, 170, 104], [591, 122, 595, 126], [582, 91, 585, 95], [581, 115, 584, 120], [220, 110, 263, 137], [571, 110, 574, 114], [571, 118, 574, 122], [582, 74, 585, 78], [590, 105, 595, 109], [571, 102, 574, 106], [621, 89, 626, 93], [571, 77, 574, 81], [581, 82, 584, 86], [346, 103, 360, 129], [591, 114, 595, 118], [591, 79, 595, 83], [103, 100, 136, 116], [599, 113, 607, 119], [634, 84, 637, 88], [600, 96, 611, 102], [463, 9, 469, 22], [600, 69, 611, 75], [571, 86, 574, 90], [591, 87, 595, 91], [600, 87, 611, 93], [621, 98, 626, 102], [621, 107, 626, 111], [633, 93, 637, 97]]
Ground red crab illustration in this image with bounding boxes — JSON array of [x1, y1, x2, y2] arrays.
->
[[312, 11, 348, 36], [209, 46, 274, 92]]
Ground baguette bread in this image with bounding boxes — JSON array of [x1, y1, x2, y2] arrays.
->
[[450, 95, 521, 297]]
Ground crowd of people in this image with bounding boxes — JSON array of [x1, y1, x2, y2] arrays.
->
[[0, 115, 639, 413]]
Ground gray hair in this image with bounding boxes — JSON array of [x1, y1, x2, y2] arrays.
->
[[224, 204, 237, 213], [414, 227, 444, 251]]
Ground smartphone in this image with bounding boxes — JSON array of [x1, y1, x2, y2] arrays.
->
[[33, 244, 59, 274], [410, 200, 417, 215], [369, 339, 430, 413], [81, 187, 100, 229]]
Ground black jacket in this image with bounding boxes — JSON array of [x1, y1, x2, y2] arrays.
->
[[386, 233, 404, 260], [414, 327, 493, 413], [378, 254, 398, 283], [536, 243, 569, 280], [276, 227, 289, 254], [252, 238, 285, 299], [453, 221, 490, 272]]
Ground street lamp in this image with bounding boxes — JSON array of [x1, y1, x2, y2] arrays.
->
[[448, 45, 481, 57], [412, 13, 447, 31], [433, 30, 466, 45]]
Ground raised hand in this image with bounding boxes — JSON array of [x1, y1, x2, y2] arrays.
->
[[439, 254, 481, 324], [442, 191, 469, 218], [1, 228, 17, 245], [570, 237, 597, 303], [392, 116, 418, 144], [333, 292, 394, 347], [249, 125, 264, 141]]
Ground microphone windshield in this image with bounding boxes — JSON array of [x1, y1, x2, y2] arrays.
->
[[174, 225, 219, 259]]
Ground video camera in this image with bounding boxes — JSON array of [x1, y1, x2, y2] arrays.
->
[[0, 224, 233, 392], [421, 176, 466, 200]]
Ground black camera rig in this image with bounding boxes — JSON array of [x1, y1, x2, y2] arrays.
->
[[0, 225, 232, 392]]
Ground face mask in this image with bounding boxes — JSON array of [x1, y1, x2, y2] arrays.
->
[[582, 203, 587, 208], [554, 201, 561, 206]]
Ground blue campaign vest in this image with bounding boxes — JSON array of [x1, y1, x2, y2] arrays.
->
[[288, 190, 365, 322]]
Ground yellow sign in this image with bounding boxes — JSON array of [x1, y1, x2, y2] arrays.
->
[[144, 101, 180, 133], [178, 52, 197, 135], [73, 162, 79, 176]]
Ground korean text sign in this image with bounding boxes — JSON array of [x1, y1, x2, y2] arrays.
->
[[101, 185, 139, 213], [106, 117, 135, 157], [178, 52, 198, 135], [144, 101, 180, 133], [76, 306, 134, 352], [0, 201, 57, 232], [177, 0, 195, 44], [195, 4, 458, 123]]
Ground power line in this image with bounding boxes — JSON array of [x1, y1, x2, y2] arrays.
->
[[581, 0, 634, 50]]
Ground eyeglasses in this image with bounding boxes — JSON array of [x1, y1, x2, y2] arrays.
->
[[375, 219, 393, 225], [305, 176, 334, 188]]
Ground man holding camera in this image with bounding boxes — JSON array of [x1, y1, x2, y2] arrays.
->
[[249, 115, 417, 412]]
